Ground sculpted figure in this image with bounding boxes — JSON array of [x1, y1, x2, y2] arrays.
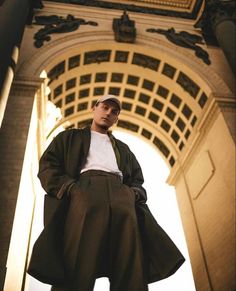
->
[[147, 27, 211, 65]]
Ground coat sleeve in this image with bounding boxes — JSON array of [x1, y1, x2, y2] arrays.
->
[[38, 131, 76, 199], [128, 150, 147, 203]]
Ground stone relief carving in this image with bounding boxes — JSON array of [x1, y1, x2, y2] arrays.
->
[[113, 11, 136, 43], [146, 27, 211, 65], [33, 14, 98, 48]]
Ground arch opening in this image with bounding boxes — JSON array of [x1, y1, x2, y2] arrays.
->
[[27, 129, 196, 291], [38, 42, 215, 171]]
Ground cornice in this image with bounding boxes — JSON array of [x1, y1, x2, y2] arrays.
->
[[12, 76, 43, 91], [44, 0, 203, 19], [214, 95, 236, 110]]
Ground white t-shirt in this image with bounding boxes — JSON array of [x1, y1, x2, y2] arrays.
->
[[81, 131, 122, 176]]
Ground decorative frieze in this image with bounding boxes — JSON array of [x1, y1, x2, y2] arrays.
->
[[146, 27, 211, 65], [33, 14, 98, 47]]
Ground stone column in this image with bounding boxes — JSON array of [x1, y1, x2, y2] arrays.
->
[[0, 0, 43, 126], [0, 77, 41, 290], [168, 97, 236, 291], [195, 0, 236, 76], [210, 3, 236, 76]]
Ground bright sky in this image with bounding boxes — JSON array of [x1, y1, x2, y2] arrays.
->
[[28, 130, 196, 291]]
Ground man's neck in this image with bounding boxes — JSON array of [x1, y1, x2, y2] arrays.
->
[[91, 123, 108, 134]]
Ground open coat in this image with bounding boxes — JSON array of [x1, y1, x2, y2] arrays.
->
[[28, 127, 185, 285]]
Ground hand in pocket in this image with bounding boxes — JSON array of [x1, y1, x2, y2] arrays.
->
[[67, 182, 80, 198]]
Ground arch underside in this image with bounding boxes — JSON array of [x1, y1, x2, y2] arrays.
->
[[42, 42, 212, 168]]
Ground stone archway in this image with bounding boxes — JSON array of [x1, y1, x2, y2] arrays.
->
[[6, 28, 235, 291], [17, 35, 232, 165]]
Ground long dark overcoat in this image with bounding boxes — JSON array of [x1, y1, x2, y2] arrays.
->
[[28, 127, 185, 285]]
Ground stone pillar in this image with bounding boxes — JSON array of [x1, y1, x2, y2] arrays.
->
[[210, 4, 236, 76], [168, 98, 236, 291], [216, 95, 236, 143], [0, 0, 43, 126], [0, 77, 41, 291], [195, 0, 236, 76]]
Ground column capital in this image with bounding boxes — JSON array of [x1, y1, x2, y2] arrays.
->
[[194, 0, 236, 44], [11, 76, 42, 94], [206, 0, 236, 29]]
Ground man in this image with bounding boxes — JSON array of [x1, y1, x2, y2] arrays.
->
[[28, 94, 185, 291]]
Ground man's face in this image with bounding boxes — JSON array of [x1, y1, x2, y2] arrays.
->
[[92, 100, 120, 131]]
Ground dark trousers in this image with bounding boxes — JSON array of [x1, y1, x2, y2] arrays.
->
[[51, 170, 148, 291]]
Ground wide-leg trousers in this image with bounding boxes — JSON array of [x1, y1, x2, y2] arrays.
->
[[51, 170, 148, 291]]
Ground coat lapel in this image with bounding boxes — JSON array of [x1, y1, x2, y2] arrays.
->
[[80, 126, 91, 170], [108, 133, 127, 173], [75, 127, 91, 174], [116, 141, 126, 173]]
